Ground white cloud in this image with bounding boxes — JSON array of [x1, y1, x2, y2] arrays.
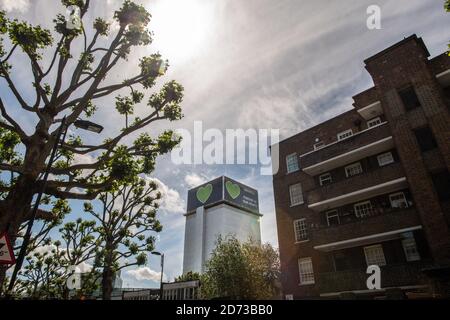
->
[[184, 172, 208, 188], [126, 267, 165, 282], [0, 0, 29, 12], [30, 244, 57, 256], [148, 177, 185, 214]]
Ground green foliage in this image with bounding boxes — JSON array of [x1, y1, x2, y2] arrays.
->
[[8, 19, 53, 59], [175, 271, 201, 283], [93, 18, 110, 36], [0, 125, 21, 164], [201, 236, 281, 300], [115, 0, 151, 27]]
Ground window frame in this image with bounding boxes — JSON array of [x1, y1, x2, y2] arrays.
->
[[337, 129, 353, 141], [354, 200, 374, 218], [286, 153, 299, 174], [289, 183, 304, 207], [314, 141, 325, 150], [402, 237, 421, 262], [319, 172, 333, 186], [389, 192, 408, 209], [326, 210, 340, 226], [377, 152, 394, 167], [364, 244, 387, 267], [298, 257, 315, 285], [367, 117, 382, 128], [293, 218, 308, 243], [345, 162, 363, 178]]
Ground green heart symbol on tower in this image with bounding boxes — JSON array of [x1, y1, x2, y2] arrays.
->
[[226, 181, 241, 200], [196, 184, 213, 204]]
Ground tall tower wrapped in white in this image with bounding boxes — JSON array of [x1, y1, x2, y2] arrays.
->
[[182, 176, 262, 274]]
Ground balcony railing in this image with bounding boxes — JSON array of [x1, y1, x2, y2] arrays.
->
[[307, 162, 405, 206], [318, 262, 429, 294], [300, 123, 391, 171], [312, 207, 421, 248]]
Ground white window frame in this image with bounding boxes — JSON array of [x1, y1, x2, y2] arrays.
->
[[298, 257, 315, 285], [364, 244, 386, 266], [354, 200, 374, 218], [367, 117, 382, 128], [326, 210, 340, 226], [319, 172, 332, 186], [289, 183, 304, 206], [337, 129, 353, 141], [389, 192, 408, 209], [293, 218, 308, 242], [402, 237, 421, 262], [345, 162, 363, 177], [314, 141, 325, 150], [377, 152, 394, 167], [286, 153, 299, 174]]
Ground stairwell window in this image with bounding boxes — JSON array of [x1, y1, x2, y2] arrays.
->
[[354, 200, 374, 218], [319, 172, 332, 186], [413, 127, 438, 152], [286, 153, 299, 173], [389, 192, 408, 209], [367, 117, 382, 128], [377, 152, 394, 167], [345, 162, 363, 177], [293, 218, 308, 242], [289, 183, 304, 206], [364, 244, 386, 266], [337, 129, 353, 141], [298, 257, 315, 285], [399, 86, 421, 111]]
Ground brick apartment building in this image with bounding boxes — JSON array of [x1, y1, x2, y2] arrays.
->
[[273, 35, 450, 299]]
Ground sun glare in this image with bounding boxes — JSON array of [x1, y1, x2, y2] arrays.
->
[[148, 0, 214, 64]]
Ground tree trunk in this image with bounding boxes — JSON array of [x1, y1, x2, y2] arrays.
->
[[101, 245, 115, 300], [101, 266, 114, 300], [0, 134, 53, 291]]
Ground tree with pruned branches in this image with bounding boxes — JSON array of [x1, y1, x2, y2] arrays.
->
[[0, 0, 183, 288], [84, 176, 163, 300]]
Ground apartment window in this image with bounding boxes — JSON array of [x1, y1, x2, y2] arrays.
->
[[367, 117, 382, 128], [298, 257, 315, 285], [431, 170, 450, 201], [389, 192, 408, 209], [293, 219, 308, 242], [377, 152, 394, 167], [326, 210, 340, 226], [345, 162, 363, 177], [364, 244, 386, 266], [402, 236, 421, 262], [354, 200, 374, 218], [399, 86, 421, 111], [337, 129, 353, 141], [319, 173, 332, 186], [314, 141, 325, 150], [286, 153, 299, 173], [413, 127, 438, 152], [289, 183, 304, 206]]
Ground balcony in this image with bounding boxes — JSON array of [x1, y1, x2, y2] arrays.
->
[[318, 262, 429, 295], [312, 208, 421, 251], [307, 162, 406, 211], [300, 123, 392, 176]]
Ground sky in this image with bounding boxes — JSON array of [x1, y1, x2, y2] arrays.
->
[[0, 0, 449, 289]]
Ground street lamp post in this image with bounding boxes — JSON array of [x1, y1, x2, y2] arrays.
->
[[6, 118, 103, 295], [152, 251, 164, 300]]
